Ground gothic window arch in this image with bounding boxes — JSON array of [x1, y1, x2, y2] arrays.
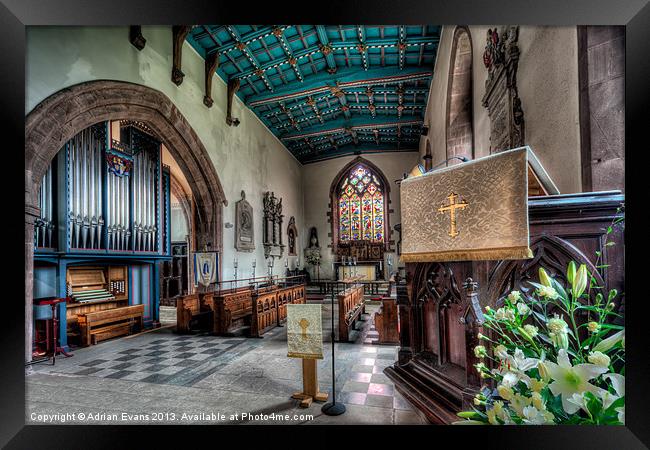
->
[[330, 158, 390, 253], [446, 26, 474, 163]]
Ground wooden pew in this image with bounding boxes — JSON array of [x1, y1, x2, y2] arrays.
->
[[276, 286, 293, 325], [374, 297, 400, 344], [337, 284, 365, 342], [176, 293, 213, 334], [291, 284, 306, 305], [251, 289, 278, 337], [206, 287, 254, 335], [77, 304, 144, 346]]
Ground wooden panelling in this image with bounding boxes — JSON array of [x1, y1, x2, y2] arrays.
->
[[337, 284, 365, 342]]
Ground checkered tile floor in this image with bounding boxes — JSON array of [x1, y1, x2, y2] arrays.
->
[[31, 301, 420, 418], [60, 335, 248, 386]]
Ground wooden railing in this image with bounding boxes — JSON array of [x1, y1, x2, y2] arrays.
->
[[312, 279, 391, 297]]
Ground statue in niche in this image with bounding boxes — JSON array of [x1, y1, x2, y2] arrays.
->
[[304, 227, 321, 274], [235, 190, 254, 252], [262, 191, 284, 258], [287, 216, 298, 256]]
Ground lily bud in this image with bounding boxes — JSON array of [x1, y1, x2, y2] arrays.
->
[[572, 264, 588, 299], [566, 261, 577, 285], [539, 267, 552, 288], [537, 361, 550, 382]]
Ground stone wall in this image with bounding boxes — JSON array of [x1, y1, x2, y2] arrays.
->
[[419, 25, 619, 195], [578, 26, 625, 192]]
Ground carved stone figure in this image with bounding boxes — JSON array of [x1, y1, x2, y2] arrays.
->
[[235, 190, 254, 252], [287, 216, 298, 256]]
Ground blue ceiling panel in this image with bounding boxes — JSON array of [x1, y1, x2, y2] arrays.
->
[[186, 25, 441, 163]]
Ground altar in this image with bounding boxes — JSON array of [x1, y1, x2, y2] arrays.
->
[[334, 261, 381, 281]]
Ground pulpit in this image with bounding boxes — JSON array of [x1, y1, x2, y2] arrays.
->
[[385, 147, 624, 423], [384, 190, 625, 423]]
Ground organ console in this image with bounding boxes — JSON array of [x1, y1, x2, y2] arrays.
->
[[33, 120, 173, 349]]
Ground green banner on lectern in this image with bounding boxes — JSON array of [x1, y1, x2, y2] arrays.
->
[[400, 147, 557, 263]]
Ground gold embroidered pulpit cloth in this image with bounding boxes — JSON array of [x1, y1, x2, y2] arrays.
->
[[287, 304, 324, 359], [400, 147, 555, 262]]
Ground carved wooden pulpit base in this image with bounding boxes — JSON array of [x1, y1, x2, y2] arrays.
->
[[291, 358, 328, 408]]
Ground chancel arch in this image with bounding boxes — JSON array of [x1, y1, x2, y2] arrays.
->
[[445, 26, 474, 163], [24, 80, 227, 364]]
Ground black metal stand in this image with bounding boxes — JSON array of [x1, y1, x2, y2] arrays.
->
[[321, 281, 346, 416]]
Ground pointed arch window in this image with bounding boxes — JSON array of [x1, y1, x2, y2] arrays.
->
[[337, 164, 386, 244]]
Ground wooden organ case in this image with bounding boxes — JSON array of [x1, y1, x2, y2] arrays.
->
[[384, 191, 625, 423], [33, 120, 172, 349]]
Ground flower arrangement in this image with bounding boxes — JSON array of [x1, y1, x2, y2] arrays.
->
[[304, 249, 321, 266], [453, 260, 625, 425]]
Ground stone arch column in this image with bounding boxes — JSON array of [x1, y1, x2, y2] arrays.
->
[[25, 80, 227, 366], [445, 26, 474, 163]]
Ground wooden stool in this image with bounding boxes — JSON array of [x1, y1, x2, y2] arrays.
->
[[291, 358, 328, 408]]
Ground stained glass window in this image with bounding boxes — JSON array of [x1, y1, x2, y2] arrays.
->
[[337, 164, 386, 243]]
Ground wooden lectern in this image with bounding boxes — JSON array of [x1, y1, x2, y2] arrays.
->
[[291, 358, 329, 408], [287, 304, 328, 408]]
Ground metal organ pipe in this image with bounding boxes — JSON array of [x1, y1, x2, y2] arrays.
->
[[89, 133, 96, 249], [96, 135, 103, 249], [74, 134, 82, 249], [81, 129, 89, 249]]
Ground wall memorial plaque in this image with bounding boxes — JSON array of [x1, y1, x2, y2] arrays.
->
[[235, 190, 254, 252]]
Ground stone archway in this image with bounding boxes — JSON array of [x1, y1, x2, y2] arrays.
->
[[445, 26, 474, 163], [25, 80, 228, 365]]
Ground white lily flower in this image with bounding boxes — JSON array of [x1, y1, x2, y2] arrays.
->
[[510, 348, 539, 371], [522, 405, 551, 425], [544, 349, 609, 414], [566, 392, 590, 414], [603, 373, 625, 397], [598, 390, 619, 410]]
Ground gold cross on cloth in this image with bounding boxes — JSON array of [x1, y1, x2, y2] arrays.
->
[[299, 318, 310, 338], [438, 193, 469, 238]]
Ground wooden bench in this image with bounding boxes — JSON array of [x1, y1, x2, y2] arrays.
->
[[77, 304, 145, 346], [374, 297, 400, 344], [176, 293, 213, 334], [338, 284, 365, 342]]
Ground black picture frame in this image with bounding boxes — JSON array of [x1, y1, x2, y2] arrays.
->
[[2, 0, 648, 447]]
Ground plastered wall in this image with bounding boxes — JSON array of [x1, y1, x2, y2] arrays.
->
[[26, 26, 305, 278]]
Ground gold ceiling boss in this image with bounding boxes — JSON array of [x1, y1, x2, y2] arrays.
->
[[400, 147, 558, 262]]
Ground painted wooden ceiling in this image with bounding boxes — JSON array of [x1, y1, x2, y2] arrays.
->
[[187, 25, 441, 163]]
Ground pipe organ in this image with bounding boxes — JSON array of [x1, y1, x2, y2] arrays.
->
[[35, 163, 55, 248], [34, 120, 173, 349]]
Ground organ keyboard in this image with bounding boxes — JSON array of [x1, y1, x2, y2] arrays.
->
[[67, 266, 126, 304]]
